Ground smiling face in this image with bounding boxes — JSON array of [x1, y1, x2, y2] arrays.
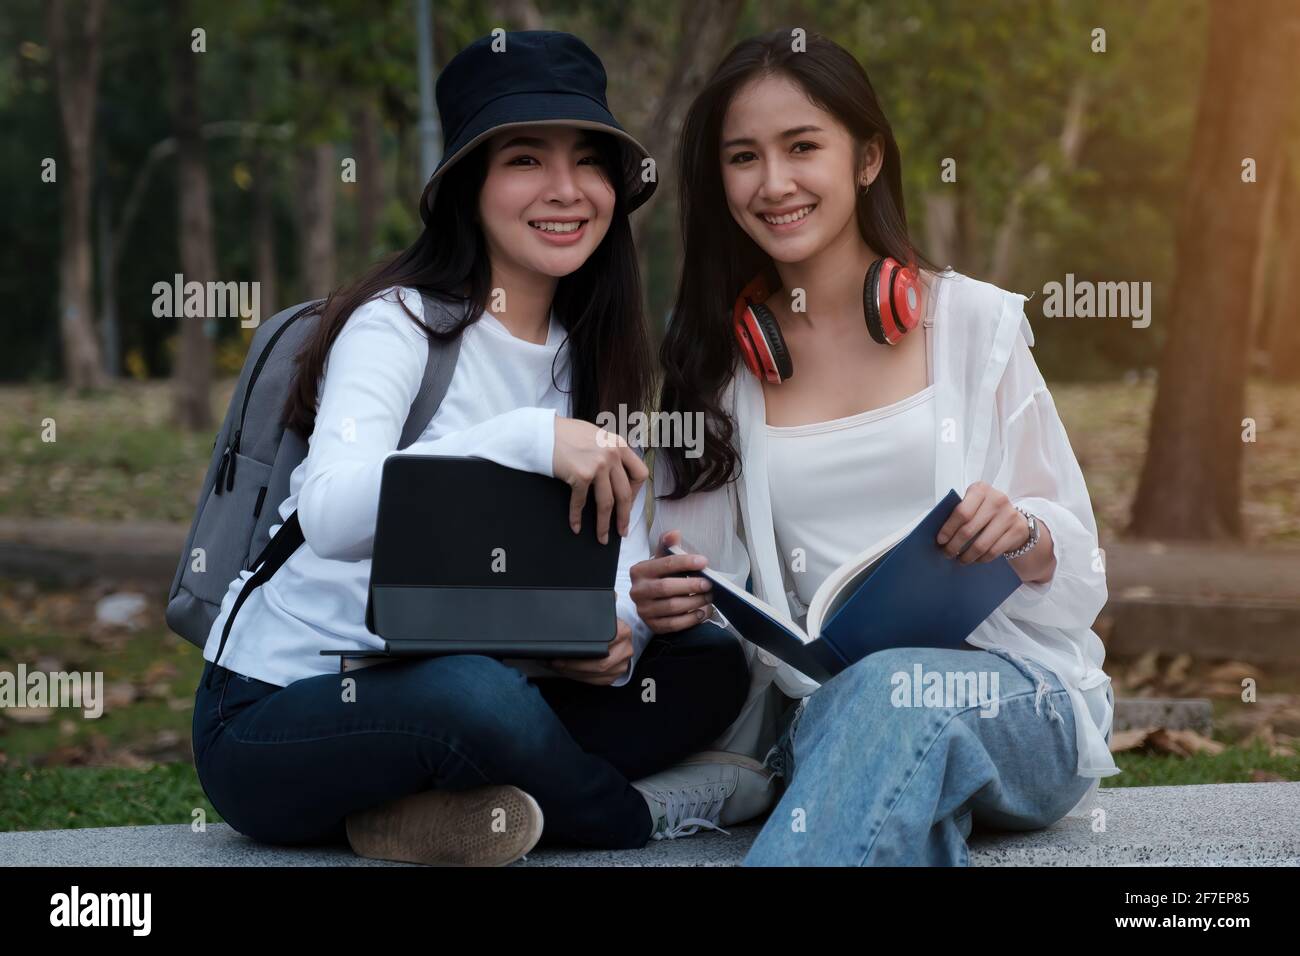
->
[[719, 72, 882, 266], [477, 124, 616, 279]]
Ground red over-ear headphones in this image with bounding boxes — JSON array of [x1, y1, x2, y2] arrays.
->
[[732, 257, 923, 384]]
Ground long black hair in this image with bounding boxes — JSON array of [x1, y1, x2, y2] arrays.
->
[[658, 28, 938, 499], [282, 130, 652, 440]]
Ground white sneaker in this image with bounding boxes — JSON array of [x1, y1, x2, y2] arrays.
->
[[632, 751, 776, 840]]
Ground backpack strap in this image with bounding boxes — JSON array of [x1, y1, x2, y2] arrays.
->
[[205, 511, 305, 689], [398, 292, 464, 448], [205, 291, 465, 688]]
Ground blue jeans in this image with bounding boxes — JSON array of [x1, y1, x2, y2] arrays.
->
[[744, 645, 1095, 866], [192, 623, 749, 851]]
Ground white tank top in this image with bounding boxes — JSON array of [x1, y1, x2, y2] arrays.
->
[[765, 334, 937, 614]]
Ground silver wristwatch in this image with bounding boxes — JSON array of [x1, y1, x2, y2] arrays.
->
[[1002, 505, 1039, 559]]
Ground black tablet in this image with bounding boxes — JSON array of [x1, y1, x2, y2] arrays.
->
[[345, 454, 622, 660]]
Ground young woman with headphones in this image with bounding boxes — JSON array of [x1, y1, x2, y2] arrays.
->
[[629, 29, 1119, 864], [191, 31, 750, 868]]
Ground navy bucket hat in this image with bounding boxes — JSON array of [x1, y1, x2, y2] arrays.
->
[[420, 30, 657, 215]]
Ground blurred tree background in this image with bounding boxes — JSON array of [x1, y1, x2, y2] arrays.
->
[[3, 0, 1265, 384], [2, 0, 1298, 539]]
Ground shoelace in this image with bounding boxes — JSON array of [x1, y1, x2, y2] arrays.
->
[[650, 781, 731, 840]]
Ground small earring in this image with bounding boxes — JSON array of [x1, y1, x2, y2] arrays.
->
[[859, 178, 871, 193]]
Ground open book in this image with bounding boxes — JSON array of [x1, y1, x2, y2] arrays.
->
[[670, 488, 1024, 683]]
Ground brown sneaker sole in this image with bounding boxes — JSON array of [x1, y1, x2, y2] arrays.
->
[[346, 785, 544, 867]]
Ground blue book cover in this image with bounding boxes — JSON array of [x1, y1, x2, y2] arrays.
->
[[674, 489, 1024, 683]]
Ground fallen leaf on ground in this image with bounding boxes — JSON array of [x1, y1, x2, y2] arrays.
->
[[1148, 728, 1226, 756], [4, 707, 53, 724], [1164, 653, 1192, 687], [1109, 726, 1226, 756], [1121, 650, 1161, 692], [142, 661, 178, 683], [1109, 728, 1153, 753], [103, 681, 137, 710], [1207, 661, 1257, 683]]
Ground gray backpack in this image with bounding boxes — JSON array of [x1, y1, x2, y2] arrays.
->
[[164, 291, 464, 673]]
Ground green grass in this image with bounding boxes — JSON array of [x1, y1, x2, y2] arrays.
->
[[0, 763, 220, 832], [0, 624, 205, 764], [0, 380, 230, 523], [1110, 741, 1300, 787]]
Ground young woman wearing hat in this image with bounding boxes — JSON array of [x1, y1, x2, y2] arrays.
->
[[629, 29, 1118, 864], [191, 31, 750, 867]]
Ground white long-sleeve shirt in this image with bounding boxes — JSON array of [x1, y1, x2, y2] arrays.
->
[[203, 286, 653, 688], [649, 268, 1118, 819]]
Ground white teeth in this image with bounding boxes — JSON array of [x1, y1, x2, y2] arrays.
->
[[529, 220, 584, 233], [760, 205, 815, 225]]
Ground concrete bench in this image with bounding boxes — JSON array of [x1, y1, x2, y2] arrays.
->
[[3, 783, 1297, 866]]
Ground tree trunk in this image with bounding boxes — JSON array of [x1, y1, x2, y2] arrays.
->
[[96, 177, 118, 378], [1127, 0, 1300, 540], [171, 0, 216, 431], [491, 0, 543, 30], [353, 97, 382, 268], [1265, 161, 1300, 379], [47, 0, 107, 391], [1246, 146, 1285, 376], [297, 143, 337, 299], [633, 0, 745, 252], [923, 191, 961, 269], [252, 143, 278, 324], [988, 80, 1088, 287]]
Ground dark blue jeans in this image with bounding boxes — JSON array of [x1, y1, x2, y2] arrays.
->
[[192, 624, 749, 850]]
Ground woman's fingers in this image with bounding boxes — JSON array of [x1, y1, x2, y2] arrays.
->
[[656, 529, 683, 557], [647, 592, 712, 618], [609, 460, 632, 538], [553, 649, 628, 676], [944, 494, 998, 559], [568, 473, 590, 534], [967, 512, 1013, 564], [978, 527, 1022, 562], [637, 574, 713, 633], [629, 569, 711, 604], [632, 552, 707, 581], [648, 607, 714, 634], [549, 620, 633, 682], [592, 469, 614, 544], [620, 443, 649, 488], [553, 419, 650, 542], [629, 535, 712, 634], [937, 482, 988, 547]]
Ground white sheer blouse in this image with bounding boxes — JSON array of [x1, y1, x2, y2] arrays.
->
[[647, 269, 1118, 820]]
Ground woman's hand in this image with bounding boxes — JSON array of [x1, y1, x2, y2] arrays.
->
[[552, 417, 649, 544], [547, 617, 635, 685], [936, 481, 1028, 562], [935, 481, 1054, 582], [629, 530, 714, 634]]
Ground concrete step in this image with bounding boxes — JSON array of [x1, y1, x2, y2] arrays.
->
[[2, 783, 1296, 867], [0, 518, 185, 586], [1097, 538, 1300, 666], [1100, 596, 1300, 667]]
